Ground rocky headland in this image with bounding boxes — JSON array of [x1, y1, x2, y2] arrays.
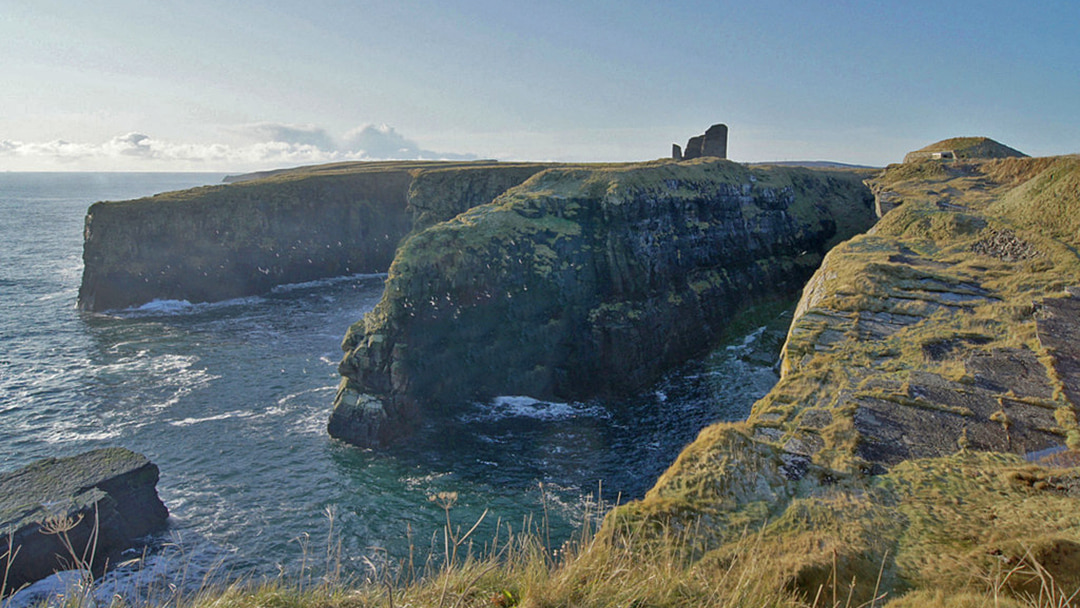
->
[[0, 448, 169, 594], [77, 161, 551, 311], [329, 159, 877, 446]]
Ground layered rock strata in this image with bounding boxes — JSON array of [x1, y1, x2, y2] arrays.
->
[[78, 162, 550, 311], [331, 159, 876, 446], [606, 148, 1080, 603], [0, 448, 168, 593]]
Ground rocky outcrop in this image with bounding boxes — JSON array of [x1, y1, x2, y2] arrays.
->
[[0, 448, 168, 593], [330, 159, 876, 447], [591, 148, 1080, 605], [748, 154, 1080, 471], [77, 162, 550, 311]]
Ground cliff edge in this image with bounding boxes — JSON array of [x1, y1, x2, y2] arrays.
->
[[77, 162, 551, 311], [600, 147, 1080, 604]]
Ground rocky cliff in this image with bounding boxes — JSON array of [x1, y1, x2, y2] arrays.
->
[[330, 159, 877, 446], [0, 448, 168, 593], [78, 162, 550, 311], [599, 146, 1080, 604]]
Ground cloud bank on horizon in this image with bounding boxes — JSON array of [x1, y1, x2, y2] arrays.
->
[[0, 124, 477, 172]]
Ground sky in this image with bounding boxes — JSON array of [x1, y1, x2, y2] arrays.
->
[[1, 0, 1077, 172]]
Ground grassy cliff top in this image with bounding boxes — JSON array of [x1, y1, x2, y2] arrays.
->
[[222, 160, 567, 183]]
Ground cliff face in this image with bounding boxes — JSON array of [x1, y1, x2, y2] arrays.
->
[[603, 151, 1080, 604], [78, 162, 550, 311], [330, 159, 877, 446]]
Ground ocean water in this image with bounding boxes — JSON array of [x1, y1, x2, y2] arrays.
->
[[0, 172, 787, 596]]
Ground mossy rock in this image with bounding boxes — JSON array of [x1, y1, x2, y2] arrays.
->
[[333, 160, 877, 446]]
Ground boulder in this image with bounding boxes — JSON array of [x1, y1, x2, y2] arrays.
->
[[0, 448, 168, 594]]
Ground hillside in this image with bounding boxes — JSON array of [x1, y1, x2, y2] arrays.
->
[[902, 136, 1028, 163], [603, 150, 1080, 605]]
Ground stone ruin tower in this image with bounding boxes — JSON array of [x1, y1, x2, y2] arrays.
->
[[673, 124, 728, 160]]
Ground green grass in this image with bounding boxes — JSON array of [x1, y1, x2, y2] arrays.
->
[[7, 449, 1080, 608]]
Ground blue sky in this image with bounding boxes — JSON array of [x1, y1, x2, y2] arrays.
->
[[1, 0, 1077, 171]]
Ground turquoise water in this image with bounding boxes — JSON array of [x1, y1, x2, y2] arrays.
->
[[0, 172, 786, 594]]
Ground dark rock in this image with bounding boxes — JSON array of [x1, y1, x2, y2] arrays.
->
[[0, 448, 168, 594], [753, 154, 1080, 472], [971, 228, 1042, 262], [672, 144, 682, 160], [851, 354, 1061, 466]]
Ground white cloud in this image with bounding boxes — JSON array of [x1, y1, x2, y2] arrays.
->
[[234, 123, 339, 150], [343, 124, 477, 161], [0, 124, 476, 171]]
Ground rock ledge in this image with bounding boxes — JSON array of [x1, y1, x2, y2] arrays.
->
[[0, 448, 169, 594]]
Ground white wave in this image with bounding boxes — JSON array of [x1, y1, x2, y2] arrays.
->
[[135, 299, 194, 313], [7, 535, 232, 608], [6, 570, 89, 608], [40, 423, 122, 444], [402, 471, 450, 491], [725, 325, 767, 351], [169, 410, 252, 427], [276, 385, 337, 407], [109, 295, 265, 317], [95, 352, 218, 412], [463, 396, 610, 423], [288, 408, 334, 436], [96, 272, 386, 317]]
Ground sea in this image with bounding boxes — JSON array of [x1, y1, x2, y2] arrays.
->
[[0, 172, 788, 600]]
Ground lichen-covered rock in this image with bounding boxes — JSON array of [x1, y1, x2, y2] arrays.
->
[[0, 448, 168, 593], [78, 162, 550, 311], [331, 159, 876, 446], [748, 154, 1080, 472]]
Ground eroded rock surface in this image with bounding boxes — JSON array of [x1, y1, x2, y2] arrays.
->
[[747, 154, 1080, 471], [598, 145, 1080, 606], [0, 448, 168, 593]]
